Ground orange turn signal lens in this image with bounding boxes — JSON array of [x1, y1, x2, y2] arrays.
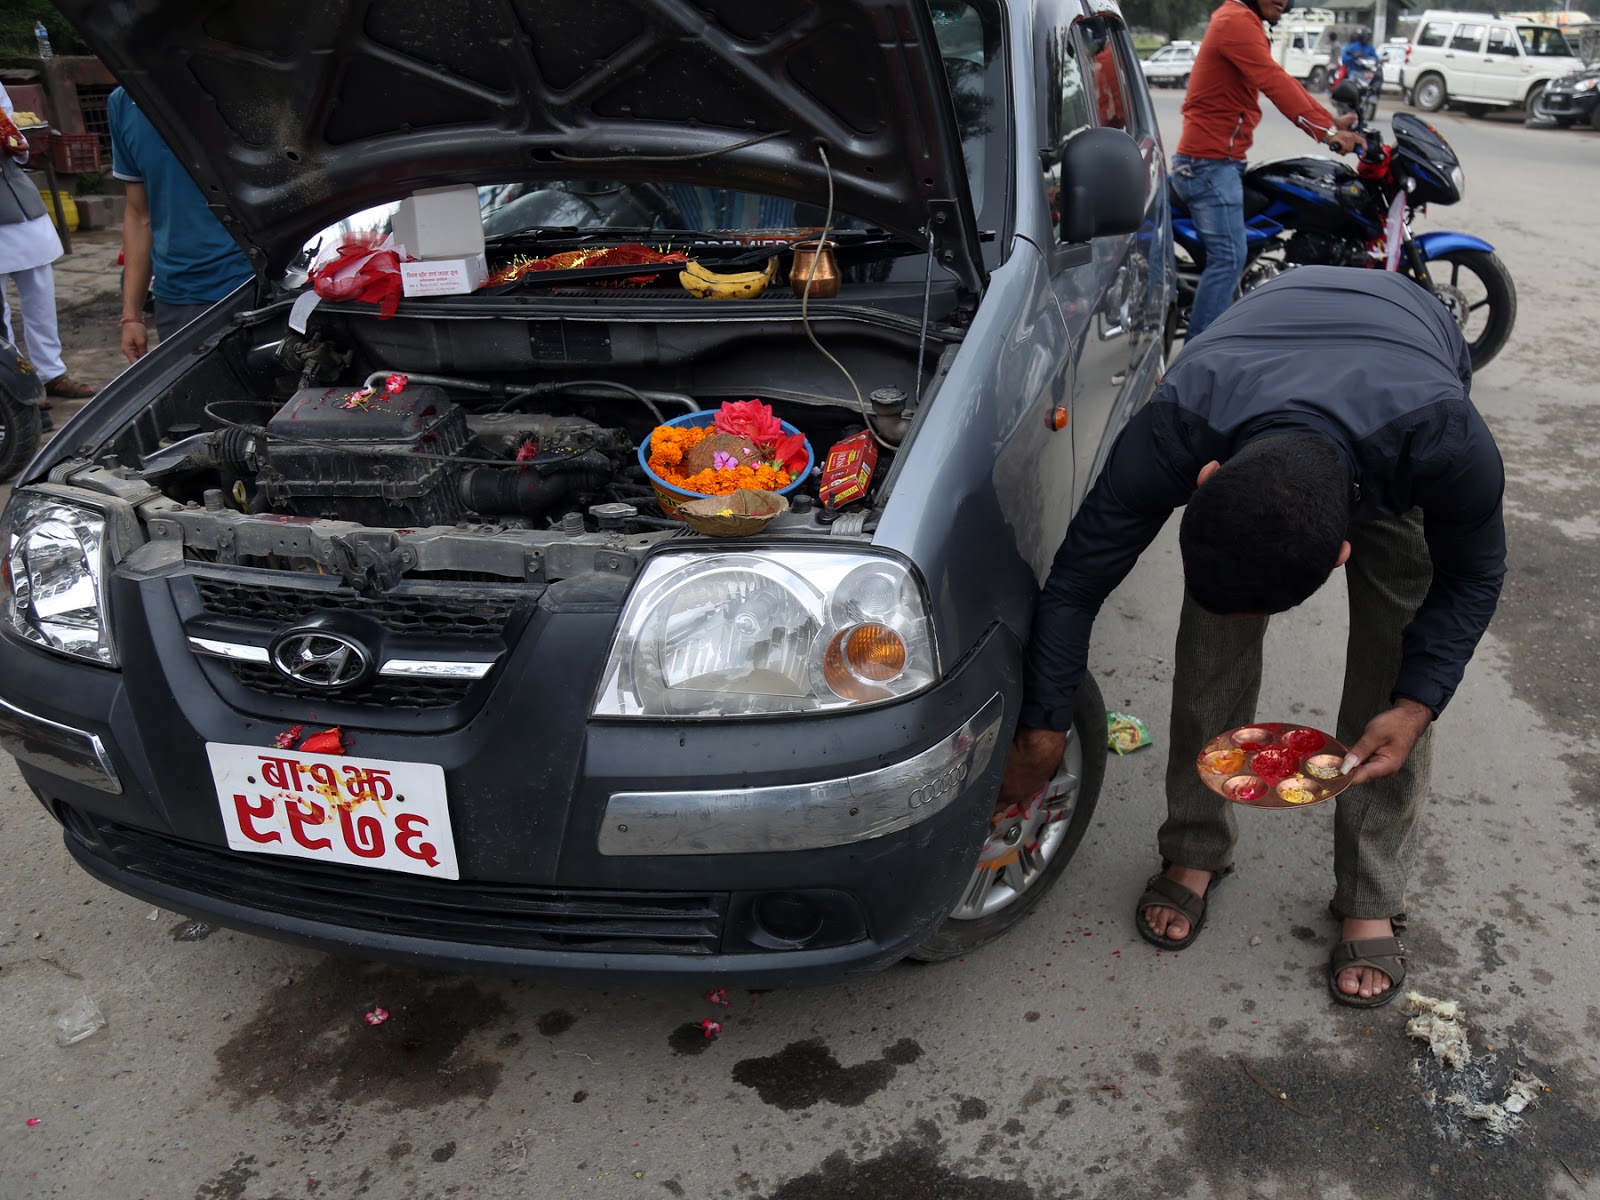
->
[[822, 623, 907, 698]]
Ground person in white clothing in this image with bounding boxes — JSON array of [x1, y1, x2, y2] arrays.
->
[[0, 83, 96, 404]]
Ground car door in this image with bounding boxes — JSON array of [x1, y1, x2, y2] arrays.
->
[[1481, 25, 1529, 102], [1445, 21, 1487, 98]]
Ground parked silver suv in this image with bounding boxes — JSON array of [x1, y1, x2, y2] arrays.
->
[[0, 0, 1174, 984]]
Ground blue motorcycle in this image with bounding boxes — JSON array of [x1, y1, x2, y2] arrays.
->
[[1172, 111, 1516, 369]]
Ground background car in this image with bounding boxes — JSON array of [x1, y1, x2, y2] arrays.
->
[[1533, 64, 1600, 127], [1141, 40, 1197, 87], [1380, 38, 1410, 93], [1, 0, 1174, 986], [1402, 9, 1586, 118]]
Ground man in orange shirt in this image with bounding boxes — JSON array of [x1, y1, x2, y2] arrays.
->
[[1174, 0, 1365, 335]]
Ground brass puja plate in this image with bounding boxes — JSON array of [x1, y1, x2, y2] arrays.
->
[[1196, 722, 1352, 809]]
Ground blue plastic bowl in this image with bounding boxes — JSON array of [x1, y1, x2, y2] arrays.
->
[[638, 409, 814, 516]]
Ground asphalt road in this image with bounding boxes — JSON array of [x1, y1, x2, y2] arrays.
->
[[3, 93, 1598, 1200]]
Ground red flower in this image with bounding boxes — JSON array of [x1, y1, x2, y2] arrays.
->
[[299, 727, 345, 755], [714, 400, 784, 445], [771, 431, 809, 475], [384, 373, 409, 394], [700, 1019, 722, 1038]]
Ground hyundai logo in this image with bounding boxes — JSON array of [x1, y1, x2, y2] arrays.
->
[[269, 629, 372, 690]]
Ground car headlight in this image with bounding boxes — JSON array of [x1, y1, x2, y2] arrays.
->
[[594, 550, 938, 717], [1449, 164, 1465, 199], [1575, 77, 1599, 92], [0, 492, 117, 666]]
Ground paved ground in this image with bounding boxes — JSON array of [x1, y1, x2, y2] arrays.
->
[[2, 95, 1598, 1199]]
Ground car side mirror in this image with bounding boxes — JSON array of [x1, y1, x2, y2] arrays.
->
[[1057, 127, 1147, 245]]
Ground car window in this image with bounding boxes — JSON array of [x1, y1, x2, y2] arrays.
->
[[1517, 25, 1576, 56], [1074, 16, 1133, 134], [1450, 24, 1485, 52], [1039, 12, 1092, 247], [1486, 26, 1520, 56], [1416, 22, 1452, 48], [1150, 46, 1173, 63]]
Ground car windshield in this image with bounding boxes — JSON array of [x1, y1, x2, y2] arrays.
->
[[1518, 25, 1576, 56]]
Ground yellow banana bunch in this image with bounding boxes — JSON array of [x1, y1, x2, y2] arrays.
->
[[679, 256, 777, 299]]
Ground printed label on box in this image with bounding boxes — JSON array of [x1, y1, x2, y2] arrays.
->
[[400, 254, 489, 297]]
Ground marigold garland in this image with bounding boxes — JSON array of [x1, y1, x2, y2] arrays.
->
[[647, 424, 794, 496]]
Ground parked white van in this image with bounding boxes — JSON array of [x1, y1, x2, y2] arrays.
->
[[1270, 7, 1339, 89], [1401, 9, 1586, 118]]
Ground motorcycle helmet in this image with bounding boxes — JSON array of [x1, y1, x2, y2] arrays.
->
[[1356, 26, 1372, 40]]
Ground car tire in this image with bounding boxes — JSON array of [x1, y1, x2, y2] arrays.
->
[[1413, 73, 1446, 112], [1177, 73, 1190, 89], [1552, 116, 1574, 128], [0, 390, 43, 482], [1525, 82, 1552, 124], [1592, 104, 1600, 132], [905, 672, 1108, 963]]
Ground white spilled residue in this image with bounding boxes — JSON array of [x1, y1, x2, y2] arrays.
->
[[1403, 991, 1548, 1139]]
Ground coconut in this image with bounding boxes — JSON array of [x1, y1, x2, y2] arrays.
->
[[681, 432, 763, 477]]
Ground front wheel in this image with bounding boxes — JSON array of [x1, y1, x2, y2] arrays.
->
[[1417, 249, 1516, 371], [1413, 73, 1447, 112], [1525, 82, 1551, 124], [0, 390, 43, 482], [906, 673, 1108, 962]]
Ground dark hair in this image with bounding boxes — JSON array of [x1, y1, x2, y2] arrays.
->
[[1179, 434, 1349, 615]]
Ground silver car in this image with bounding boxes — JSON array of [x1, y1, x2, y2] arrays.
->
[[1142, 40, 1199, 87], [1, 0, 1173, 984]]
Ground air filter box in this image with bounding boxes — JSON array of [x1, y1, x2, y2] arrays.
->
[[260, 384, 470, 526]]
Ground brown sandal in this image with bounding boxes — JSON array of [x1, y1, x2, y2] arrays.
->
[[1135, 868, 1227, 951], [44, 375, 97, 400], [1327, 935, 1407, 1008]]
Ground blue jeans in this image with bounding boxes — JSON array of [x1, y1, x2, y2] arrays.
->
[[1172, 154, 1247, 339]]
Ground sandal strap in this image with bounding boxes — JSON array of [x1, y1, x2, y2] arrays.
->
[[1139, 873, 1206, 923], [1330, 935, 1407, 982]]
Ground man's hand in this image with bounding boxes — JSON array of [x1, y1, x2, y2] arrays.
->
[[996, 727, 1066, 819], [1339, 699, 1433, 786], [120, 318, 149, 364], [1333, 112, 1361, 130], [1328, 128, 1366, 155]]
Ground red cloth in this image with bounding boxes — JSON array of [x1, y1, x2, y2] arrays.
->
[[1177, 1, 1336, 161], [309, 233, 405, 319]]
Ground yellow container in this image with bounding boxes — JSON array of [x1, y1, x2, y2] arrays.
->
[[39, 190, 79, 234]]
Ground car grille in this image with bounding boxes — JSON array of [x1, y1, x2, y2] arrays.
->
[[224, 662, 474, 710], [79, 816, 727, 955], [187, 575, 527, 712], [194, 578, 520, 637]]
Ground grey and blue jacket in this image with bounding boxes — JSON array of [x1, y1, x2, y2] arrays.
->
[[1020, 266, 1507, 731]]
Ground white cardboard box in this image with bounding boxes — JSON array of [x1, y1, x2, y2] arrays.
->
[[400, 253, 489, 297], [391, 184, 485, 260]]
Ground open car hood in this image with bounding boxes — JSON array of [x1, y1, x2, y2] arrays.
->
[[59, 0, 985, 291]]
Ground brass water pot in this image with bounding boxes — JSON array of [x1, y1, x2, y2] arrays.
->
[[790, 240, 841, 299]]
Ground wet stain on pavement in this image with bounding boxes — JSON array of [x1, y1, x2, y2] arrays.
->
[[171, 919, 215, 942], [759, 1137, 1036, 1200], [668, 1022, 714, 1056], [194, 1154, 259, 1200], [956, 1096, 989, 1122], [213, 959, 510, 1117], [733, 1038, 924, 1111], [1130, 1017, 1600, 1200], [536, 1009, 576, 1036], [431, 1141, 456, 1162]]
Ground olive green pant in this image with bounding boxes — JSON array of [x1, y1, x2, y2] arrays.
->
[[1157, 509, 1434, 919]]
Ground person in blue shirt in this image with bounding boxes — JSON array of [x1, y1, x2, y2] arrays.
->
[[107, 86, 252, 363], [1342, 27, 1378, 69]]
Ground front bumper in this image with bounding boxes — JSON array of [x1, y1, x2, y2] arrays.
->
[[1539, 88, 1599, 119], [1, 605, 1023, 985]]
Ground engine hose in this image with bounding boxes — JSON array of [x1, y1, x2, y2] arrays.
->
[[458, 457, 611, 517]]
